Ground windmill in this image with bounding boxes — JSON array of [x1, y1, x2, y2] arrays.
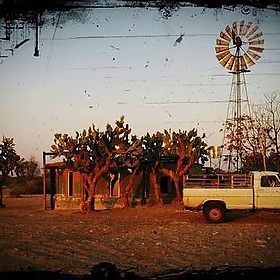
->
[[215, 21, 264, 171]]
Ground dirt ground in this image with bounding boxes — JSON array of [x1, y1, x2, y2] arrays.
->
[[0, 195, 280, 279]]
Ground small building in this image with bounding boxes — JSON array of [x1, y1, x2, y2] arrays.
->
[[43, 152, 179, 210]]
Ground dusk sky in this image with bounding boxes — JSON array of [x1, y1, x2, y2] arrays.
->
[[0, 4, 279, 165]]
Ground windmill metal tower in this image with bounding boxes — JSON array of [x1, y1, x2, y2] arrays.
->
[[215, 21, 264, 172]]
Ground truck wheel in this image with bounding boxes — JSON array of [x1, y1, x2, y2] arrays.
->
[[203, 203, 225, 223]]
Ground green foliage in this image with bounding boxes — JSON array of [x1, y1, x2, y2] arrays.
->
[[0, 137, 24, 205], [0, 136, 23, 177], [51, 116, 136, 174], [162, 128, 207, 166], [142, 132, 164, 168]]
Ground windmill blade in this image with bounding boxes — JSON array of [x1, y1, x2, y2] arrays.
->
[[231, 57, 241, 72], [225, 25, 233, 38], [248, 31, 263, 41], [232, 21, 238, 36], [216, 50, 230, 61], [246, 25, 259, 38], [239, 20, 245, 35], [240, 56, 248, 71], [216, 38, 229, 46], [225, 55, 236, 70], [247, 49, 261, 61], [243, 53, 255, 67], [249, 39, 264, 45], [215, 46, 229, 54], [220, 31, 231, 42], [229, 47, 240, 71], [249, 46, 264, 53], [219, 52, 232, 67], [215, 21, 264, 71], [243, 21, 253, 36]]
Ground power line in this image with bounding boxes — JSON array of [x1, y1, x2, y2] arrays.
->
[[42, 31, 280, 41], [145, 100, 228, 105], [45, 33, 217, 41]]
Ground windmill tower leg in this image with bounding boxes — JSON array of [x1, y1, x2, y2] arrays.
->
[[220, 71, 252, 172]]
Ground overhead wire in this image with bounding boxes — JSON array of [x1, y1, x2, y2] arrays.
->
[[145, 100, 228, 105], [42, 31, 280, 41], [46, 11, 61, 68]]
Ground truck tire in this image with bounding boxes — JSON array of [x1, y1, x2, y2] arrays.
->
[[203, 203, 225, 223]]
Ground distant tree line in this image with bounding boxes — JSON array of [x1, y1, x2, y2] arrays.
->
[[0, 138, 42, 207], [224, 91, 280, 172]]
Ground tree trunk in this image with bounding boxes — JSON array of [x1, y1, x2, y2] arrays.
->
[[88, 178, 97, 212], [0, 176, 6, 208], [161, 168, 184, 207], [150, 168, 162, 206], [173, 177, 184, 207], [140, 168, 146, 206], [82, 161, 111, 212], [82, 174, 97, 212], [88, 196, 95, 212], [83, 193, 96, 212], [0, 184, 4, 208], [124, 165, 140, 208]]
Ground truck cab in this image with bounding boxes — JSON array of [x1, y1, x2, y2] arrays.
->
[[252, 171, 280, 209]]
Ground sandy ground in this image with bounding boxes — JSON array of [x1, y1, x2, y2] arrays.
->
[[0, 195, 280, 278]]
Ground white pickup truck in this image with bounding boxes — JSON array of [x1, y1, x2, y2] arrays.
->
[[183, 171, 280, 223]]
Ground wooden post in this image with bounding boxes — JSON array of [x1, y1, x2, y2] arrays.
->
[[42, 151, 56, 210], [43, 151, 47, 210], [50, 168, 56, 210]]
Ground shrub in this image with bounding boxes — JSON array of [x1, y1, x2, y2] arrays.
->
[[9, 176, 43, 197]]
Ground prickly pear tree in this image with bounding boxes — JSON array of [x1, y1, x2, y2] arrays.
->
[[0, 136, 23, 207], [117, 135, 144, 207], [161, 129, 207, 206], [102, 123, 144, 207], [51, 116, 132, 212], [142, 132, 164, 206]]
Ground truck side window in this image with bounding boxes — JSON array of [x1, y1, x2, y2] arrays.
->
[[261, 176, 280, 188]]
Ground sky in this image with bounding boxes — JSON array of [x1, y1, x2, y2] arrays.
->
[[0, 4, 280, 166]]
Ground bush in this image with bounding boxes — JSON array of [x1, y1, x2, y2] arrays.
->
[[9, 176, 43, 197]]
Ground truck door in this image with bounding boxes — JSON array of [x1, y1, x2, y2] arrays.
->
[[256, 175, 280, 209]]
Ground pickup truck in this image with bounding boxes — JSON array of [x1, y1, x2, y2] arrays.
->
[[183, 171, 280, 223]]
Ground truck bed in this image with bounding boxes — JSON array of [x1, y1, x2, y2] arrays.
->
[[184, 173, 253, 188], [183, 173, 254, 210]]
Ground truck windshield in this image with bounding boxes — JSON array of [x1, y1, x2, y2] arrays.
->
[[261, 175, 280, 188]]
